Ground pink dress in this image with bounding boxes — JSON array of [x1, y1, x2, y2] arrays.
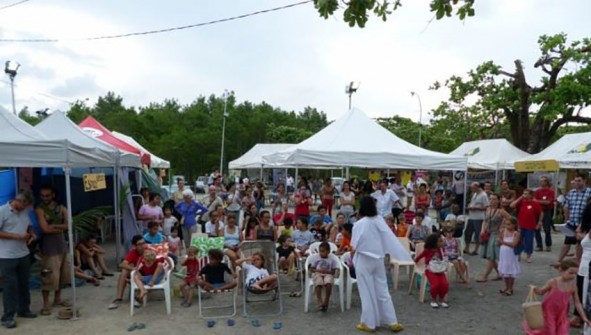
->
[[523, 279, 571, 335]]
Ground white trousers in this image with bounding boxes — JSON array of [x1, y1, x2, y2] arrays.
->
[[354, 253, 398, 329]]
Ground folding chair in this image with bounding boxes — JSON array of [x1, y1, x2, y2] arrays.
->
[[130, 257, 174, 316], [239, 241, 283, 317], [390, 237, 415, 290], [340, 252, 357, 310], [197, 257, 239, 319], [303, 253, 345, 312]]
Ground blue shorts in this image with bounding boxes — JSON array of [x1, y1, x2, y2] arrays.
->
[[142, 274, 164, 285], [211, 283, 225, 289]]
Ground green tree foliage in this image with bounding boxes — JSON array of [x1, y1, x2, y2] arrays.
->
[[431, 33, 591, 153], [314, 0, 474, 28], [52, 92, 328, 182]]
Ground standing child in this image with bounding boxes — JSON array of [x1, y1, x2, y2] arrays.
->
[[414, 233, 449, 308], [276, 235, 296, 273], [309, 241, 339, 311], [168, 228, 182, 258], [497, 217, 521, 296], [442, 228, 468, 283], [525, 259, 591, 334], [162, 207, 178, 236], [179, 246, 200, 307], [236, 253, 278, 291]]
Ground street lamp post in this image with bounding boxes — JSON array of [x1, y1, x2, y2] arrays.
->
[[219, 90, 229, 175], [411, 91, 423, 147], [345, 81, 360, 110], [4, 61, 20, 115]]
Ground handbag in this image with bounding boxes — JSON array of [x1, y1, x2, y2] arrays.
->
[[427, 258, 448, 273], [522, 285, 544, 330], [480, 231, 490, 244]]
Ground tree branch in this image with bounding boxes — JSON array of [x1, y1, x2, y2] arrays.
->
[[498, 70, 516, 78], [548, 114, 591, 136]]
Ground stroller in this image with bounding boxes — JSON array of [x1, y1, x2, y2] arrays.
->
[[239, 240, 283, 316]]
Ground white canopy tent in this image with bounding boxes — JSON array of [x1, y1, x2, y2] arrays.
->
[[0, 108, 125, 320], [112, 131, 170, 169], [229, 143, 294, 169], [262, 108, 467, 171], [519, 132, 591, 169], [449, 138, 531, 170]]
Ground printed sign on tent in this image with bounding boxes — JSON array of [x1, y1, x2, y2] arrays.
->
[[83, 173, 107, 192]]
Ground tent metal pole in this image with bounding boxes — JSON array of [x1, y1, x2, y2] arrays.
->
[[64, 167, 78, 320], [113, 165, 120, 263], [463, 170, 468, 216], [13, 168, 18, 196]]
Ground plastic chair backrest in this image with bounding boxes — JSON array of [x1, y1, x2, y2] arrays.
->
[[309, 241, 338, 255], [397, 237, 411, 253], [414, 243, 426, 271]]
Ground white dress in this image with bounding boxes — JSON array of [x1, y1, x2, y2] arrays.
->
[[497, 232, 521, 278]]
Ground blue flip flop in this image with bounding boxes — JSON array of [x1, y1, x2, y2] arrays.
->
[[207, 320, 216, 328], [251, 319, 261, 327], [273, 321, 282, 330], [227, 319, 235, 327]]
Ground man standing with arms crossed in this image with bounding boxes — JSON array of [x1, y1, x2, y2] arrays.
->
[[464, 182, 489, 255], [0, 192, 37, 329]]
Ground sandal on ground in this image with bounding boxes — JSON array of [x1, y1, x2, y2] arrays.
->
[[504, 290, 513, 296], [127, 322, 138, 332], [356, 323, 376, 333], [499, 289, 507, 295], [388, 323, 404, 333], [40, 308, 51, 316], [273, 321, 283, 330]]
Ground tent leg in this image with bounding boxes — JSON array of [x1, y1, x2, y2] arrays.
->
[[462, 171, 468, 216], [65, 168, 78, 320], [114, 166, 120, 263]]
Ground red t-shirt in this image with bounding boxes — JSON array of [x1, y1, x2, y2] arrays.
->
[[294, 194, 311, 217], [183, 257, 200, 283], [273, 212, 296, 226], [517, 199, 542, 230], [534, 188, 555, 211], [139, 258, 164, 276], [125, 249, 141, 266]]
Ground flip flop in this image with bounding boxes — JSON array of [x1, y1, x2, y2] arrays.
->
[[136, 323, 146, 330], [127, 323, 138, 332], [227, 319, 235, 327], [273, 321, 283, 330], [40, 308, 51, 316], [251, 319, 261, 327], [207, 320, 216, 328]]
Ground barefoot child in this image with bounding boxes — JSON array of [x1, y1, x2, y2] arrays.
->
[[415, 233, 449, 308], [442, 228, 468, 283], [309, 242, 339, 311], [133, 250, 166, 302], [497, 217, 521, 296], [236, 252, 278, 291], [198, 249, 237, 292], [525, 259, 591, 334], [179, 246, 200, 307]]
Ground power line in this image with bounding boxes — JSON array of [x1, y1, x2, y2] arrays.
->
[[0, 0, 30, 11], [0, 79, 75, 104], [0, 0, 312, 43]]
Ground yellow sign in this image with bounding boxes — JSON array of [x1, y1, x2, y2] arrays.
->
[[83, 173, 107, 192], [514, 160, 559, 172]]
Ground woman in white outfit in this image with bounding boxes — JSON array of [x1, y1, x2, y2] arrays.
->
[[351, 196, 412, 333]]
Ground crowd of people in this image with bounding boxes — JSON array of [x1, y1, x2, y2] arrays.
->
[[3, 169, 591, 334]]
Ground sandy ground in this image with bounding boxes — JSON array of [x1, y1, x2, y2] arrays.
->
[[1, 231, 582, 335]]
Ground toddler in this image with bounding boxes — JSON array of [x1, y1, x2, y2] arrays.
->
[[276, 235, 296, 273], [415, 233, 449, 308], [134, 250, 166, 302], [337, 223, 353, 255], [309, 242, 338, 311], [497, 217, 521, 296], [236, 252, 277, 291], [179, 246, 200, 307], [168, 228, 182, 258]]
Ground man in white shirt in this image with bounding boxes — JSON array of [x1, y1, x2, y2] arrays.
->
[[372, 179, 402, 218]]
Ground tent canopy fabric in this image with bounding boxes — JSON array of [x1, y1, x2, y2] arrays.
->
[[449, 138, 531, 170], [262, 108, 467, 171], [519, 132, 591, 169], [229, 143, 294, 169], [111, 131, 170, 169], [0, 108, 115, 168], [79, 116, 151, 166], [36, 112, 141, 168]]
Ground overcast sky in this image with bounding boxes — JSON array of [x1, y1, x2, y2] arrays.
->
[[0, 0, 588, 123]]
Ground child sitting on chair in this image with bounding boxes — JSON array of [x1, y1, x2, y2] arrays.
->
[[198, 248, 236, 291], [236, 252, 278, 291], [442, 227, 468, 284], [179, 246, 200, 307], [309, 242, 338, 311], [337, 223, 353, 255], [292, 217, 315, 257], [277, 235, 296, 273], [134, 249, 166, 302]]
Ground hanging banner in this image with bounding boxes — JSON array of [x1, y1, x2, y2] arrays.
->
[[83, 173, 107, 192]]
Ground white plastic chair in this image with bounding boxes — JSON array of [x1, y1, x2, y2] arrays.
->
[[130, 257, 174, 316], [407, 243, 428, 303], [340, 252, 357, 310], [307, 241, 338, 255], [304, 253, 345, 312], [390, 237, 415, 290]]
